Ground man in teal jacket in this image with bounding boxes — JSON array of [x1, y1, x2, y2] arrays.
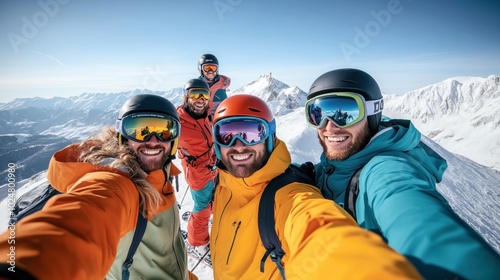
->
[[304, 68, 500, 279]]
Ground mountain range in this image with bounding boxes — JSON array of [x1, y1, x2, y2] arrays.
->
[[0, 74, 499, 261], [1, 74, 499, 183]]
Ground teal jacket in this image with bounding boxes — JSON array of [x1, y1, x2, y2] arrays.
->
[[315, 119, 500, 279]]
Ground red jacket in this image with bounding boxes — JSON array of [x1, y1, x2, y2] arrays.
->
[[176, 105, 217, 190], [199, 74, 230, 117]]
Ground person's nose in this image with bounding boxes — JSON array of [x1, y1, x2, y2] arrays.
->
[[232, 139, 246, 149], [325, 119, 340, 131], [147, 134, 161, 143]]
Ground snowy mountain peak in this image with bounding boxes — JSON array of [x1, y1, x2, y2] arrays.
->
[[231, 74, 307, 116], [384, 74, 500, 170], [385, 74, 499, 118]]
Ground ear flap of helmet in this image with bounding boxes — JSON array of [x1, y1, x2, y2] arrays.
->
[[118, 134, 124, 145]]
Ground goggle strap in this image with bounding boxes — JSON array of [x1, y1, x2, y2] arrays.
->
[[365, 98, 384, 116], [268, 119, 276, 135]]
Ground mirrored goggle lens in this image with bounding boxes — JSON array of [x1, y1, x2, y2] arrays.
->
[[187, 88, 210, 100], [305, 95, 364, 128], [202, 64, 218, 72], [214, 118, 270, 147], [120, 114, 179, 142]]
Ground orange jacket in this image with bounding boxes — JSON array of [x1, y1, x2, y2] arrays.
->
[[177, 105, 217, 190], [211, 139, 422, 279], [0, 144, 196, 280]]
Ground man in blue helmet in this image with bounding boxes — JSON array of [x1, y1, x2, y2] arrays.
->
[[304, 68, 500, 279]]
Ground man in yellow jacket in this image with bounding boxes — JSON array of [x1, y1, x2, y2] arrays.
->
[[0, 94, 197, 280], [210, 94, 422, 279]]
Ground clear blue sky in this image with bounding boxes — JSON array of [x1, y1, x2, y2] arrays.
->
[[1, 0, 499, 103]]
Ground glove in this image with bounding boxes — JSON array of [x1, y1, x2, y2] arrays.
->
[[299, 161, 316, 181]]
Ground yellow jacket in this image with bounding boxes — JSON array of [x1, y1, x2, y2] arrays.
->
[[0, 144, 196, 280], [210, 139, 422, 279]]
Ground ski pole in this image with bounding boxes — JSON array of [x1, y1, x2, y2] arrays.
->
[[191, 249, 210, 272], [179, 185, 190, 209]]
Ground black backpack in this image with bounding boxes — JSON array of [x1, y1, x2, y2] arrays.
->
[[258, 164, 362, 280], [10, 182, 147, 280]]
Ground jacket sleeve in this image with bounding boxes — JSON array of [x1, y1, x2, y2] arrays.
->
[[361, 155, 500, 279], [0, 172, 139, 280], [274, 183, 422, 279]]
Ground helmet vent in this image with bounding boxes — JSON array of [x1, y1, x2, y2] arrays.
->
[[248, 107, 261, 113]]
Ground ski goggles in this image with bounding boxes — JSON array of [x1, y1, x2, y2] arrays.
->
[[305, 92, 383, 129], [186, 88, 210, 100], [115, 113, 180, 142], [213, 116, 276, 148], [202, 64, 218, 73]]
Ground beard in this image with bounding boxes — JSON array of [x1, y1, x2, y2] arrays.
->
[[222, 147, 270, 178], [319, 125, 372, 161], [133, 146, 170, 173], [187, 102, 208, 116]]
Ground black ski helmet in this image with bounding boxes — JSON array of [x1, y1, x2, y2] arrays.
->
[[116, 94, 180, 156], [183, 79, 210, 104], [307, 68, 384, 134], [198, 54, 219, 75], [184, 78, 210, 91]]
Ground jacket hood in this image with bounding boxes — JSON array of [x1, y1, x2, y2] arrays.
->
[[47, 143, 181, 194]]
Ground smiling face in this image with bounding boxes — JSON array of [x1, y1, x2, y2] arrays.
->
[[187, 95, 209, 116], [127, 135, 172, 172], [317, 118, 372, 160], [220, 138, 269, 178], [202, 69, 216, 82]]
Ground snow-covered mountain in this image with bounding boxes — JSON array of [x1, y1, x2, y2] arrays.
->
[[1, 74, 498, 177], [1, 75, 500, 279], [231, 74, 308, 116], [384, 75, 500, 171]]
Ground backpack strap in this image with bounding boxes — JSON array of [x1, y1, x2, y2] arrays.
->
[[343, 168, 363, 221], [258, 165, 314, 279], [13, 183, 61, 224], [121, 197, 148, 280]]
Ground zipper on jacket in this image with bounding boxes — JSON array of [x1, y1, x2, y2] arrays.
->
[[226, 221, 241, 265], [213, 187, 232, 263]]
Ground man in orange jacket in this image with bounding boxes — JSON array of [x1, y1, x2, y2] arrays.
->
[[197, 53, 230, 119], [0, 94, 197, 280], [177, 79, 218, 257], [210, 94, 422, 279]]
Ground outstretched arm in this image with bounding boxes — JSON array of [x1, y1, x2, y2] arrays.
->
[[275, 183, 422, 279]]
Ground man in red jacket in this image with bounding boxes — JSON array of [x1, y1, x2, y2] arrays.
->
[[177, 79, 218, 257]]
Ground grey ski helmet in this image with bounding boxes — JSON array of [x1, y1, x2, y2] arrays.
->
[[198, 54, 219, 74], [307, 68, 384, 134], [116, 94, 180, 156]]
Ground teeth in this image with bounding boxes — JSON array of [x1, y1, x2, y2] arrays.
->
[[232, 154, 250, 161], [327, 136, 347, 142], [143, 149, 161, 155]]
